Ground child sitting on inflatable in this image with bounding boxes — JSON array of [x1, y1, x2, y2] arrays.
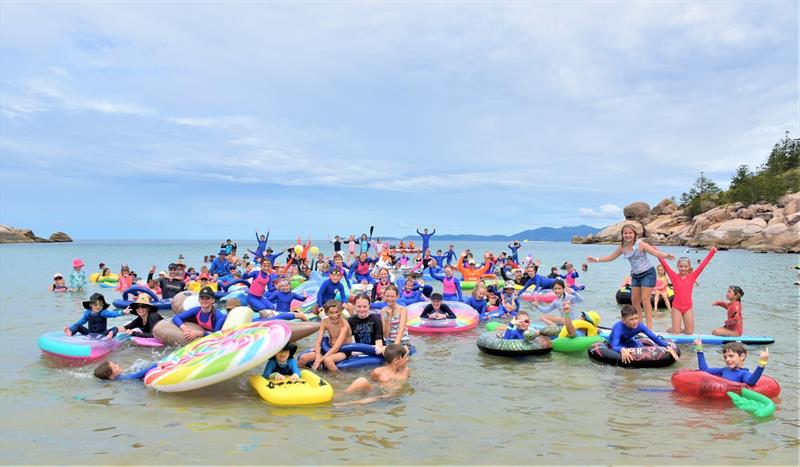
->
[[94, 361, 158, 381], [299, 299, 353, 372], [50, 273, 67, 292], [608, 305, 679, 365], [111, 294, 163, 338], [344, 343, 410, 395], [348, 294, 385, 354], [531, 279, 583, 326], [262, 343, 301, 382], [694, 338, 768, 385], [263, 279, 310, 321], [501, 310, 540, 340], [171, 286, 226, 341], [497, 281, 520, 317], [420, 293, 456, 320], [64, 293, 128, 337], [711, 285, 745, 337]]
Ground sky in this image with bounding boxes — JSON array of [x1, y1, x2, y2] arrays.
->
[[1, 1, 797, 240]]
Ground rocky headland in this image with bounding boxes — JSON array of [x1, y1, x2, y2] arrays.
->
[[0, 225, 73, 244], [572, 192, 800, 253]]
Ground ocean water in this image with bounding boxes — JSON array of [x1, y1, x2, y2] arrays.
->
[[0, 239, 797, 464]]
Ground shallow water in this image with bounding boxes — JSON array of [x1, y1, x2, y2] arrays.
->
[[1, 240, 797, 464]]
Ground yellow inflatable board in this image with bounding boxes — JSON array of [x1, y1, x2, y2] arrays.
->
[[221, 306, 255, 331], [250, 370, 334, 406]]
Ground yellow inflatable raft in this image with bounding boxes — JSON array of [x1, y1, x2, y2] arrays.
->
[[249, 370, 333, 406]]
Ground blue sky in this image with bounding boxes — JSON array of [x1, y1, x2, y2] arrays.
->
[[1, 2, 797, 239]]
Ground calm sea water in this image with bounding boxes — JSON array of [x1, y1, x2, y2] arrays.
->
[[1, 239, 797, 464]]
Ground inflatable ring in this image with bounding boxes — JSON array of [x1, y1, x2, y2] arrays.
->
[[114, 286, 172, 310], [558, 319, 598, 338], [552, 335, 605, 353], [406, 301, 479, 334], [615, 286, 674, 306], [38, 331, 123, 361], [476, 332, 553, 357], [145, 320, 291, 392], [301, 336, 416, 370], [90, 272, 120, 283], [250, 370, 334, 406], [671, 369, 781, 399], [520, 291, 557, 303], [587, 339, 679, 368]]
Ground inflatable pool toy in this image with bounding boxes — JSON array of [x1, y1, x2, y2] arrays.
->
[[217, 279, 250, 300], [300, 337, 417, 370], [113, 286, 172, 310], [289, 275, 306, 289], [476, 332, 553, 357], [250, 370, 334, 406], [728, 388, 776, 418], [615, 286, 674, 306], [406, 301, 479, 334], [132, 337, 164, 347], [145, 320, 291, 392], [588, 339, 679, 368], [552, 335, 605, 353], [221, 306, 254, 331], [38, 332, 123, 361], [461, 276, 500, 290], [670, 369, 780, 399], [98, 282, 116, 289], [171, 291, 195, 313], [596, 328, 774, 346], [152, 320, 205, 346], [90, 272, 119, 283], [519, 291, 557, 303]]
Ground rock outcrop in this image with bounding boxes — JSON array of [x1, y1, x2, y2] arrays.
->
[[0, 225, 73, 244], [572, 193, 800, 253]]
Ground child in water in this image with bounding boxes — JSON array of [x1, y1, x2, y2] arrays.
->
[[710, 285, 745, 337], [94, 361, 158, 381], [262, 343, 301, 382], [501, 310, 539, 340], [69, 258, 87, 291], [652, 265, 671, 311], [344, 343, 410, 395], [658, 247, 717, 335], [64, 293, 128, 336], [298, 299, 353, 372], [694, 338, 768, 385], [50, 273, 68, 292]]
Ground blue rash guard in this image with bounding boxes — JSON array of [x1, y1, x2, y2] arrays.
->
[[326, 260, 352, 288], [267, 290, 307, 312], [429, 270, 463, 302], [697, 352, 764, 386], [117, 362, 158, 381], [265, 251, 283, 264], [348, 258, 377, 284], [503, 327, 525, 340], [431, 255, 446, 268], [172, 306, 227, 336], [518, 274, 557, 294], [358, 239, 370, 254], [210, 257, 230, 276], [417, 229, 435, 252], [262, 357, 301, 378], [508, 243, 520, 263], [255, 231, 269, 258], [607, 320, 669, 352], [69, 309, 123, 335], [317, 279, 346, 308], [463, 296, 487, 319], [444, 248, 457, 265], [398, 289, 424, 306]]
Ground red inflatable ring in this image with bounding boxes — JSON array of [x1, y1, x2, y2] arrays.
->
[[671, 369, 781, 399]]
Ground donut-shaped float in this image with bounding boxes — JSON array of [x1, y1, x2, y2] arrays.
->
[[588, 338, 679, 368], [476, 332, 552, 357], [405, 301, 479, 334]]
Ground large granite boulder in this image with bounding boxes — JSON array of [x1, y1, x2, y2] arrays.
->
[[49, 232, 73, 242], [623, 202, 650, 221]]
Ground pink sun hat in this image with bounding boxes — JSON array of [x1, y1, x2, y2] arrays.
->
[[72, 258, 85, 268]]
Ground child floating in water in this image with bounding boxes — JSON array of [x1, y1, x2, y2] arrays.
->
[[694, 339, 768, 385], [94, 361, 158, 381], [342, 343, 410, 403], [710, 285, 745, 337], [263, 343, 301, 382], [50, 273, 67, 292]]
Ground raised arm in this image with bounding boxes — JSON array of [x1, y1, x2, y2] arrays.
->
[[690, 247, 717, 280], [587, 247, 622, 264]]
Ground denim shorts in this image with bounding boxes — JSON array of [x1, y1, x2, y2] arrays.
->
[[630, 267, 657, 288]]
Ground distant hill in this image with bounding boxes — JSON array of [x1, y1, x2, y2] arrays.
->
[[401, 225, 601, 242]]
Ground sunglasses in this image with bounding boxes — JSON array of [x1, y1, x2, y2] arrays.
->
[[519, 319, 530, 324], [135, 304, 150, 309], [200, 278, 208, 281], [54, 276, 63, 280]]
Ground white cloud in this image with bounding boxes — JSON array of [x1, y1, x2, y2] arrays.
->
[[578, 204, 623, 219]]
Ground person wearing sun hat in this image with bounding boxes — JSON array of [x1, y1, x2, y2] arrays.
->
[[497, 280, 520, 317], [171, 286, 226, 342], [68, 258, 87, 291], [110, 294, 164, 339], [261, 342, 301, 382], [65, 293, 128, 337]]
